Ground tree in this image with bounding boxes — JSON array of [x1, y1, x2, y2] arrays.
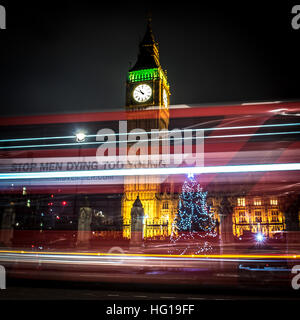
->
[[170, 174, 217, 254]]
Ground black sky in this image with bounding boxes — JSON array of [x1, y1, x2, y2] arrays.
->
[[0, 1, 299, 117]]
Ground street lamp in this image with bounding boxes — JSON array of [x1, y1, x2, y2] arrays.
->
[[75, 132, 86, 143], [256, 232, 265, 243], [74, 131, 86, 227]]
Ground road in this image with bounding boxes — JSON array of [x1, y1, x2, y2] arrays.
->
[[0, 278, 299, 300], [0, 247, 300, 302]]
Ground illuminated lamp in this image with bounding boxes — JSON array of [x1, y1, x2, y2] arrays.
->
[[75, 132, 86, 142], [256, 233, 265, 242]]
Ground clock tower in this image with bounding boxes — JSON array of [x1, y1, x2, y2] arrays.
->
[[122, 17, 177, 240], [125, 16, 170, 131]]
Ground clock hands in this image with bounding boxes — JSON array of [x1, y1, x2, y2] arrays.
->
[[133, 84, 151, 102]]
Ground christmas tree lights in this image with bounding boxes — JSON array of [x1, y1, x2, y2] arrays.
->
[[170, 173, 217, 254]]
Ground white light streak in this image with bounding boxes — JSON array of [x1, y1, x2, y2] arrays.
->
[[0, 163, 300, 180], [0, 122, 300, 144], [1, 130, 300, 150]]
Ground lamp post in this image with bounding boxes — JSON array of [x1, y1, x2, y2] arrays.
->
[[75, 131, 86, 247], [74, 131, 86, 207]]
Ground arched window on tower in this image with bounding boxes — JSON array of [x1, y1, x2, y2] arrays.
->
[[162, 202, 169, 210]]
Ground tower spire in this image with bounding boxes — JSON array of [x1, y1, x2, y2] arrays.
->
[[146, 9, 152, 32], [129, 14, 160, 71], [146, 9, 152, 24]]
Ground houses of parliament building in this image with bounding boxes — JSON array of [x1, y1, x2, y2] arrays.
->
[[120, 17, 289, 241]]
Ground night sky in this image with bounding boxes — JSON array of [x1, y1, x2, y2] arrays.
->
[[0, 1, 299, 117]]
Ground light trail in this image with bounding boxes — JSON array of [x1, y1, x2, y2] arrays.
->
[[0, 122, 300, 145], [0, 130, 300, 150], [0, 249, 299, 261], [1, 163, 300, 180]]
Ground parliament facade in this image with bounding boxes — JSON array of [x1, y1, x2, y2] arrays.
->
[[120, 18, 288, 241]]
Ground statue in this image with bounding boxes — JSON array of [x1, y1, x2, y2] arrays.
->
[[130, 196, 144, 248], [76, 196, 92, 248]]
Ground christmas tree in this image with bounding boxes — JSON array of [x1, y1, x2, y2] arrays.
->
[[170, 174, 217, 254]]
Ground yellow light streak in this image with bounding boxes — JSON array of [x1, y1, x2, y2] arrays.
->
[[0, 250, 299, 260]]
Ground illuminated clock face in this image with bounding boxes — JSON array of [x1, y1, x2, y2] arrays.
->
[[163, 89, 168, 108], [133, 84, 152, 103]]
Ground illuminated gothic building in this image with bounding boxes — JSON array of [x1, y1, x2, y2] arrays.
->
[[232, 196, 285, 238], [209, 195, 286, 239], [121, 18, 289, 241], [121, 17, 178, 239]]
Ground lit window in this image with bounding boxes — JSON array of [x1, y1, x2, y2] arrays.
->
[[254, 198, 261, 206], [270, 198, 278, 206], [255, 211, 262, 222], [271, 210, 279, 222], [237, 197, 245, 206], [239, 212, 246, 223], [162, 202, 168, 210]]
